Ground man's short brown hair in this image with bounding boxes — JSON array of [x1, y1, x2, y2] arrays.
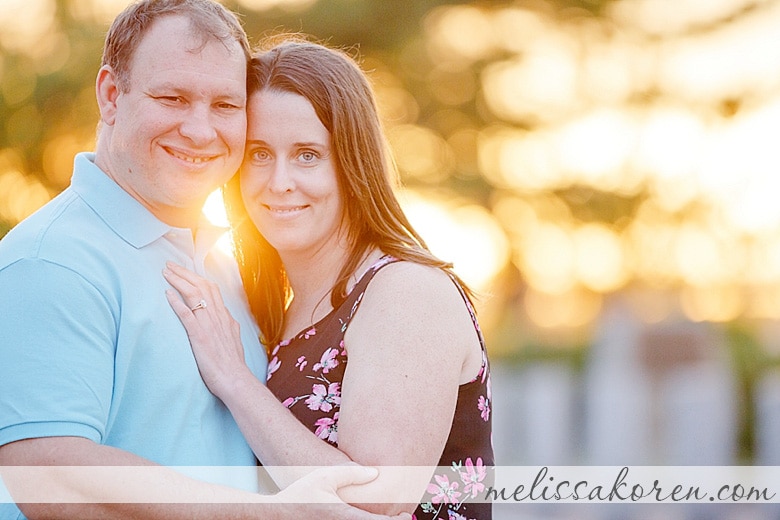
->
[[102, 0, 250, 91]]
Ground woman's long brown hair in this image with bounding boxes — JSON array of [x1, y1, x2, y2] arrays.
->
[[224, 37, 473, 350]]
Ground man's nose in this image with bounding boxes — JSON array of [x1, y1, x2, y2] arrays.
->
[[179, 104, 218, 145]]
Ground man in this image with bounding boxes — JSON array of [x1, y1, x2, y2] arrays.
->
[[0, 1, 404, 518]]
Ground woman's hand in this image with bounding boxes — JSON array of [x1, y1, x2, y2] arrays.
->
[[163, 262, 252, 398]]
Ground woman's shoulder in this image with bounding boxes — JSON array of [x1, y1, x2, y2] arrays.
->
[[370, 258, 457, 295], [360, 259, 470, 322], [345, 258, 481, 379]]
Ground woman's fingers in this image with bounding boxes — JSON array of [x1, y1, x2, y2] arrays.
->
[[163, 265, 247, 397], [163, 265, 211, 310], [163, 264, 241, 351], [164, 262, 226, 309], [164, 261, 202, 284], [163, 266, 200, 306], [162, 267, 213, 337], [165, 289, 195, 323]]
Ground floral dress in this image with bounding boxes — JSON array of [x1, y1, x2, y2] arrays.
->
[[266, 256, 494, 519]]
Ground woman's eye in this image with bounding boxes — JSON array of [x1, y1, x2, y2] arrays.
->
[[299, 151, 317, 162], [250, 149, 271, 162]]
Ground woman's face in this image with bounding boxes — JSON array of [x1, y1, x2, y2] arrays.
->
[[240, 89, 345, 258]]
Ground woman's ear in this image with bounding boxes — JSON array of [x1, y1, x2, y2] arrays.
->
[[95, 65, 120, 126]]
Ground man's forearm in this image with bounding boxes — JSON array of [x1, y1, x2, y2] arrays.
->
[[0, 437, 405, 520], [0, 437, 278, 520]]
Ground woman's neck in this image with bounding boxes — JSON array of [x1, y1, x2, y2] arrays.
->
[[279, 238, 350, 334], [280, 244, 383, 336], [285, 249, 344, 307]]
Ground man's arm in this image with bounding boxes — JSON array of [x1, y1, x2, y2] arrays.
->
[[0, 260, 406, 519], [0, 437, 407, 520]]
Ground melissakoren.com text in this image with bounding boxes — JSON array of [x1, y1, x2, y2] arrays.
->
[[488, 466, 777, 504]]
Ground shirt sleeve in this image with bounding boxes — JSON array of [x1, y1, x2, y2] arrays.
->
[[0, 258, 117, 447]]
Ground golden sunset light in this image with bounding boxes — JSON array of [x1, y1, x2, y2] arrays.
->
[[4, 0, 780, 341], [7, 0, 780, 494]]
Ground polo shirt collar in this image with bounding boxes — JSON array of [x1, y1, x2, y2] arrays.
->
[[69, 152, 226, 250]]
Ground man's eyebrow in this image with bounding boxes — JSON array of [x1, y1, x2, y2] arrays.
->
[[146, 83, 246, 100], [146, 82, 184, 92]]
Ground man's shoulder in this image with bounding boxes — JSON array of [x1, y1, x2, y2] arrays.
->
[[0, 187, 111, 270]]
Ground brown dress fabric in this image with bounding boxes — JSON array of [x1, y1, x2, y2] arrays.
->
[[266, 256, 494, 519]]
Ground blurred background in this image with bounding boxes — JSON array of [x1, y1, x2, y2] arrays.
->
[[3, 0, 780, 517]]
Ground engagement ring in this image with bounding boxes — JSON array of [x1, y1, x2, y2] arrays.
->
[[190, 299, 207, 311]]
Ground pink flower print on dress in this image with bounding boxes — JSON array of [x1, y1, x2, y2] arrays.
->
[[281, 397, 295, 408], [314, 412, 338, 443], [313, 347, 339, 374], [271, 338, 289, 357], [305, 382, 341, 412], [295, 355, 308, 371], [458, 457, 487, 498], [477, 394, 490, 422], [478, 374, 492, 422], [426, 474, 462, 505], [303, 327, 316, 339], [447, 510, 467, 520], [348, 294, 363, 321], [266, 356, 281, 380]]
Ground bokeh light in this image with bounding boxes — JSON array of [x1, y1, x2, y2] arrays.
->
[[388, 124, 454, 184], [399, 189, 510, 294], [0, 148, 51, 224], [424, 5, 497, 67], [0, 0, 57, 55], [236, 0, 316, 12], [68, 0, 135, 23], [524, 286, 603, 330], [6, 0, 780, 349], [573, 224, 629, 293]]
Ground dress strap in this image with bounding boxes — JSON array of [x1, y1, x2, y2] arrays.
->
[[340, 255, 399, 326]]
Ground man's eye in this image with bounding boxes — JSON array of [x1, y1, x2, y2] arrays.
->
[[157, 96, 183, 104]]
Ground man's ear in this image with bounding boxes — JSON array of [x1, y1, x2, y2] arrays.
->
[[96, 65, 120, 126]]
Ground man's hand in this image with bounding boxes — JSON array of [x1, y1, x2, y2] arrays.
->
[[1, 438, 414, 520], [273, 465, 413, 520]]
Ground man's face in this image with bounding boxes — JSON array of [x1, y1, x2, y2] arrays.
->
[[99, 14, 247, 227]]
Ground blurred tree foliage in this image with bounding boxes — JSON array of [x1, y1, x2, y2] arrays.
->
[[4, 0, 774, 348], [0, 0, 615, 236]]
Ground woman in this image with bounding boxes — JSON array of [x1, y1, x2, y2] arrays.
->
[[164, 37, 493, 519]]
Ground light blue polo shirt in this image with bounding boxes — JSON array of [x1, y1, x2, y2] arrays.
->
[[0, 153, 267, 514]]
